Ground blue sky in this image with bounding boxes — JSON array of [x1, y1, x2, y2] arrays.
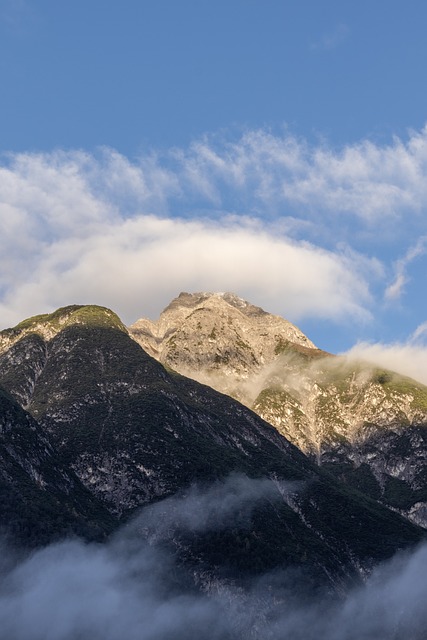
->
[[1, 0, 427, 381]]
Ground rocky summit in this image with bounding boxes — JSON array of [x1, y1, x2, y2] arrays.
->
[[0, 303, 424, 594], [130, 291, 320, 402], [131, 292, 427, 527]]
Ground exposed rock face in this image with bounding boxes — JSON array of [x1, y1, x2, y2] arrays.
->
[[0, 304, 423, 591], [130, 292, 320, 404], [130, 292, 427, 527]]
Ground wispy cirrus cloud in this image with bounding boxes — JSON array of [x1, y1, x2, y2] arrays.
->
[[410, 322, 427, 343], [384, 236, 427, 301], [5, 126, 427, 226], [165, 127, 427, 224]]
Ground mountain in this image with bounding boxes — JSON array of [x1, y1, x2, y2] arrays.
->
[[130, 292, 427, 527], [0, 303, 423, 593], [130, 291, 319, 404], [0, 384, 115, 546]]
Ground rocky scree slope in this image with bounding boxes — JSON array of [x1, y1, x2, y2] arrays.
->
[[130, 292, 427, 528], [0, 304, 423, 592]]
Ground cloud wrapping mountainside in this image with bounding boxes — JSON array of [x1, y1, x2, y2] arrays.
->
[[345, 336, 427, 386]]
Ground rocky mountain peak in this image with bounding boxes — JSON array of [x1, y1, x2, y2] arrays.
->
[[130, 292, 318, 395], [163, 291, 268, 318]]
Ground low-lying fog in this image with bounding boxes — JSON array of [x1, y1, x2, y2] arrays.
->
[[1, 475, 426, 640]]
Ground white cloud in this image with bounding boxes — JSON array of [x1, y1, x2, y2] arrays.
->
[[0, 211, 374, 328], [5, 127, 427, 328], [384, 273, 407, 302], [384, 236, 427, 301], [4, 126, 427, 232], [166, 126, 427, 223], [345, 337, 427, 386], [410, 322, 427, 343]]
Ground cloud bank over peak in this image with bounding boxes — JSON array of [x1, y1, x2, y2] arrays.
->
[[0, 212, 373, 329], [2, 126, 427, 333]]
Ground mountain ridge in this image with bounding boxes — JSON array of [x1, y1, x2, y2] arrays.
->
[[0, 302, 423, 593], [130, 291, 427, 528]]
